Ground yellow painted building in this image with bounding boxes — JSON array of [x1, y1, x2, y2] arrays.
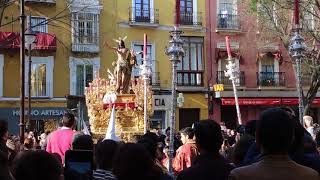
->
[[0, 0, 207, 134]]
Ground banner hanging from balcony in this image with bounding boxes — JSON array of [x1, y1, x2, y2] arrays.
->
[[257, 51, 283, 64], [0, 32, 56, 51], [222, 98, 320, 105], [215, 48, 242, 63]]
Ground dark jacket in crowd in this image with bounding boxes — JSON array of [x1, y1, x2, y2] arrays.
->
[[176, 153, 234, 180]]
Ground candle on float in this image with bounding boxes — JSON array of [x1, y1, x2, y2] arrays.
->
[[225, 36, 232, 59], [143, 33, 147, 59], [175, 0, 180, 26], [294, 0, 299, 25]]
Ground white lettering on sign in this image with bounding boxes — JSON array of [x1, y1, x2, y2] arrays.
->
[[12, 109, 65, 117]]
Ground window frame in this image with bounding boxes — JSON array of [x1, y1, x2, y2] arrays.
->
[[72, 12, 99, 45], [24, 56, 54, 98], [28, 16, 48, 33], [131, 41, 156, 84], [69, 57, 100, 96], [131, 0, 155, 23]]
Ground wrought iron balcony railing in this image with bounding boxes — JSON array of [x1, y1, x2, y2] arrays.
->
[[151, 72, 160, 87], [180, 12, 202, 26], [25, 0, 56, 4], [217, 14, 240, 30], [257, 72, 286, 87], [177, 70, 203, 86], [216, 71, 245, 86], [129, 7, 159, 24]]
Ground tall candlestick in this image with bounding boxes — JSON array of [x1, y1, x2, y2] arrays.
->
[[143, 33, 147, 58], [294, 0, 299, 25], [225, 36, 232, 59], [175, 0, 180, 26]]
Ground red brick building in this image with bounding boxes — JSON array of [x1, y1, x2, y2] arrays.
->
[[205, 0, 319, 128]]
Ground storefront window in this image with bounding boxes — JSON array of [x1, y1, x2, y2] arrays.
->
[[150, 110, 166, 129]]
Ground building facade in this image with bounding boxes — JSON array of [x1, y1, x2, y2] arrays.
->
[[206, 0, 320, 128], [0, 0, 207, 133]]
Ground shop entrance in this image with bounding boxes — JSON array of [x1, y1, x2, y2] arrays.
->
[[179, 108, 200, 130], [221, 106, 237, 129]]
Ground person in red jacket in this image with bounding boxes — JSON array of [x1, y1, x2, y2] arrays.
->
[[173, 127, 199, 173]]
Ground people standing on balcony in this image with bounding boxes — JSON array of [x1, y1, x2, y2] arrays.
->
[[46, 113, 76, 163], [220, 9, 228, 28]]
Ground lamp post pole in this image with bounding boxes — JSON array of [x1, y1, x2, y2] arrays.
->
[[19, 0, 26, 144], [165, 26, 184, 176], [290, 26, 306, 124], [290, 0, 306, 124]]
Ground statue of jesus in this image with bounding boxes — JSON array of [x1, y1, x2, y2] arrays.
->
[[105, 37, 129, 94]]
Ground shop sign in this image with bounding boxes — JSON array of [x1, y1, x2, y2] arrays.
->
[[153, 95, 171, 110], [0, 107, 67, 120], [12, 109, 65, 116], [213, 84, 224, 92]]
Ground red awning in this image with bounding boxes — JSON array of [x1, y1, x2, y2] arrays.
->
[[222, 98, 320, 106], [0, 32, 56, 51], [215, 48, 242, 63]]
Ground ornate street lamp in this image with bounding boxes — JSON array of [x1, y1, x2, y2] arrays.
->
[[165, 25, 185, 176], [140, 54, 152, 134], [25, 19, 37, 131], [289, 0, 307, 124]]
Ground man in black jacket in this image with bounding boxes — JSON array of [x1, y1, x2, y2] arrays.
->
[[177, 120, 234, 180]]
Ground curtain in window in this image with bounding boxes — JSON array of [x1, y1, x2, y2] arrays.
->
[[31, 64, 47, 97], [76, 64, 93, 95]]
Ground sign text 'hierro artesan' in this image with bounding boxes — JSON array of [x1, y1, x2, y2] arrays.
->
[[12, 109, 65, 116]]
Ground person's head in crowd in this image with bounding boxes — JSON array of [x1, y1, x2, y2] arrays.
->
[[193, 120, 223, 154], [72, 133, 93, 151], [165, 127, 170, 136], [0, 120, 8, 142], [257, 108, 295, 155], [165, 136, 170, 146], [52, 152, 62, 164], [23, 137, 34, 150], [6, 138, 17, 164], [245, 120, 257, 137], [180, 127, 194, 144], [28, 131, 34, 139], [113, 143, 162, 180], [62, 113, 76, 129], [131, 134, 142, 143], [95, 139, 118, 171], [156, 128, 164, 136], [137, 132, 159, 159], [163, 145, 170, 158], [12, 150, 62, 180], [303, 116, 314, 128]]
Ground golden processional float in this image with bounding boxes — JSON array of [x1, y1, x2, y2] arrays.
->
[[85, 36, 153, 142]]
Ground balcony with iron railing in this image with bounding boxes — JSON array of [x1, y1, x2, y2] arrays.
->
[[257, 72, 286, 87], [72, 35, 99, 53], [129, 7, 159, 27], [216, 14, 240, 32], [151, 72, 160, 87], [25, 0, 56, 4], [179, 12, 203, 26], [216, 71, 245, 87], [177, 70, 204, 86]]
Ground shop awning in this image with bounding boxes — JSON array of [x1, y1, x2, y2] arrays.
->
[[221, 98, 320, 106], [0, 32, 57, 51]]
